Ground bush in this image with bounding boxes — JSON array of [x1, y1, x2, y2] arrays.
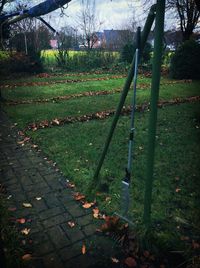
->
[[0, 50, 44, 75], [120, 42, 152, 64], [53, 50, 119, 71], [55, 49, 69, 68], [120, 43, 134, 63], [169, 40, 200, 79]]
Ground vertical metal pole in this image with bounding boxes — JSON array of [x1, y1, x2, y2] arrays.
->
[[93, 4, 156, 182], [24, 33, 28, 55], [143, 0, 166, 228]]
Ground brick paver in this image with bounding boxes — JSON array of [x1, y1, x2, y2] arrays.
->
[[0, 110, 120, 268]]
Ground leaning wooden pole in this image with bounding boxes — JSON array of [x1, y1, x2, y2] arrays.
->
[[93, 4, 157, 183], [143, 0, 166, 228]]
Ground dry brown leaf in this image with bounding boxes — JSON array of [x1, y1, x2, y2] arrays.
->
[[82, 244, 86, 254], [175, 188, 181, 193], [192, 240, 200, 249], [82, 202, 95, 209], [73, 192, 85, 201], [23, 203, 32, 208], [18, 131, 25, 136], [52, 118, 60, 125], [8, 207, 17, 212], [16, 218, 26, 224], [124, 257, 137, 267], [68, 221, 75, 228], [22, 254, 32, 261], [143, 250, 150, 258], [23, 137, 30, 142], [21, 228, 31, 235], [66, 182, 75, 188], [17, 140, 25, 145], [111, 257, 119, 263], [93, 207, 99, 218], [32, 144, 38, 148]]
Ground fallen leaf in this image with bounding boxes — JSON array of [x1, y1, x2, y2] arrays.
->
[[32, 144, 38, 148], [66, 182, 75, 188], [93, 207, 99, 218], [192, 240, 200, 249], [16, 218, 26, 224], [52, 118, 60, 125], [68, 221, 75, 228], [82, 202, 95, 209], [73, 192, 85, 201], [175, 188, 181, 193], [18, 131, 24, 136], [8, 207, 17, 212], [22, 254, 32, 261], [111, 257, 119, 263], [21, 228, 31, 235], [23, 203, 32, 208], [143, 250, 150, 258], [124, 257, 137, 267], [105, 196, 111, 202], [82, 244, 86, 254], [23, 137, 30, 142], [17, 140, 25, 145], [100, 216, 120, 232]]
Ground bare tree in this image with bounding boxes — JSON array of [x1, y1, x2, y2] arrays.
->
[[77, 0, 103, 49], [195, 0, 200, 11], [167, 0, 200, 41], [129, 0, 200, 41]]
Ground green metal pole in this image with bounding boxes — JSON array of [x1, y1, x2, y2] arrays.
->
[[93, 4, 156, 182], [143, 0, 166, 228]]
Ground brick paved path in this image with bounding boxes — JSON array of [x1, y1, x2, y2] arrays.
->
[[0, 110, 120, 268]]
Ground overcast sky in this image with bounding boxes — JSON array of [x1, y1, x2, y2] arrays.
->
[[10, 0, 178, 32], [46, 0, 172, 32]]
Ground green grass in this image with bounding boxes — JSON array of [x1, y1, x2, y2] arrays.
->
[[2, 78, 126, 101], [1, 72, 126, 85], [28, 102, 200, 230], [3, 80, 200, 129], [3, 70, 200, 261], [0, 195, 23, 267]]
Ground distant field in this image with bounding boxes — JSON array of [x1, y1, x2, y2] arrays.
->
[[42, 49, 120, 67]]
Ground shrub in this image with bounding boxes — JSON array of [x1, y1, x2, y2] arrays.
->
[[0, 51, 43, 75], [169, 40, 200, 79], [55, 49, 69, 68], [120, 42, 152, 65], [120, 43, 134, 63]]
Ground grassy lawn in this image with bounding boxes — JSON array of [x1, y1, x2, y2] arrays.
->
[[25, 101, 200, 258], [2, 70, 200, 260], [0, 72, 126, 85], [3, 78, 200, 129], [27, 102, 200, 219]]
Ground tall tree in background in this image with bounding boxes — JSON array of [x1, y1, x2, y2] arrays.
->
[[129, 0, 199, 42], [194, 0, 200, 11], [77, 0, 103, 49], [167, 0, 200, 41]]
